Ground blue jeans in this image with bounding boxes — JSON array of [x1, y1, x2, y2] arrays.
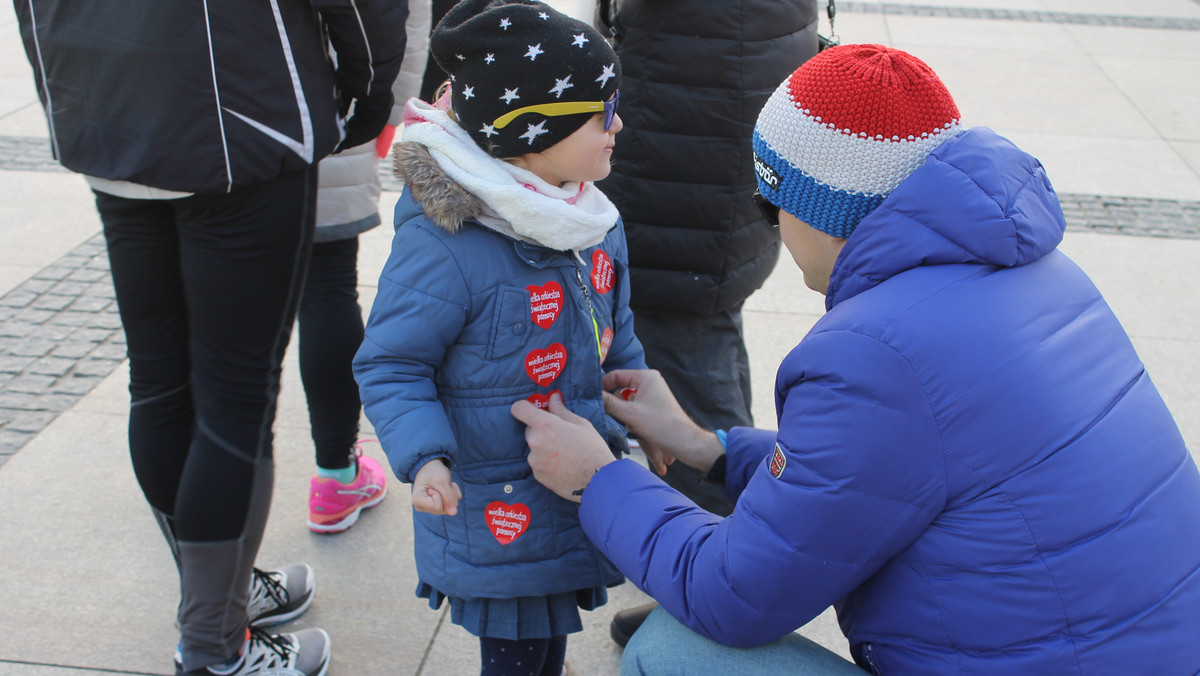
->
[[621, 608, 868, 676]]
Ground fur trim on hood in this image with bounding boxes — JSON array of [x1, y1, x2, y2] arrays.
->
[[393, 142, 484, 234]]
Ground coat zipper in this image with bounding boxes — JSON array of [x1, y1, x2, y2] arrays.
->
[[573, 263, 604, 361]]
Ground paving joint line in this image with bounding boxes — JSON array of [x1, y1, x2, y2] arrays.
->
[[838, 2, 1200, 30]]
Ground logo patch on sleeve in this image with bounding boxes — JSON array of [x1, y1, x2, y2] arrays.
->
[[768, 443, 787, 478]]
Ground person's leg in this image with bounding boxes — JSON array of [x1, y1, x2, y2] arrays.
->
[[630, 304, 752, 515], [172, 167, 318, 670], [300, 236, 388, 534], [479, 636, 567, 676], [98, 194, 194, 569], [621, 608, 866, 676], [299, 237, 363, 472]]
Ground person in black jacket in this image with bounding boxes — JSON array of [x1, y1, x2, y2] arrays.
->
[[15, 2, 407, 674], [594, 0, 819, 646]]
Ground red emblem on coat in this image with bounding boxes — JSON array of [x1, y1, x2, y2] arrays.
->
[[525, 390, 562, 409], [769, 443, 787, 479], [526, 281, 563, 329], [486, 501, 530, 545], [591, 249, 614, 294], [525, 343, 566, 386]]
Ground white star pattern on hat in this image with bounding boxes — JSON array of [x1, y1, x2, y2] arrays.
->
[[539, 12, 549, 19], [520, 121, 549, 145], [499, 17, 511, 30], [462, 85, 475, 99], [549, 76, 573, 98], [572, 33, 589, 48], [485, 53, 495, 64], [456, 53, 465, 61], [596, 63, 616, 87], [525, 44, 544, 61], [501, 88, 520, 104], [480, 123, 498, 138]]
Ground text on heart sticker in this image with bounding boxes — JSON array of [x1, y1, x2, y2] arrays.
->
[[525, 343, 566, 386], [485, 501, 531, 545], [591, 250, 614, 294], [526, 390, 562, 409], [526, 280, 563, 329]]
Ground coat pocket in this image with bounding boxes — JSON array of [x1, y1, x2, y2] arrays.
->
[[487, 285, 533, 361], [451, 475, 564, 567]]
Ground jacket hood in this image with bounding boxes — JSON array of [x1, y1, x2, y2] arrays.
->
[[392, 141, 485, 233], [827, 127, 1066, 309]]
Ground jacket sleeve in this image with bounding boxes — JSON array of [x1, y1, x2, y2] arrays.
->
[[312, 0, 409, 101], [353, 221, 468, 482], [601, 219, 647, 372], [579, 329, 946, 647]]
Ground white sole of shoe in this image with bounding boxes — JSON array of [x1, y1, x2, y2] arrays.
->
[[306, 487, 388, 534]]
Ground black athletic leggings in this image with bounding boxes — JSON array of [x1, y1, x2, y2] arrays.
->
[[479, 636, 567, 676], [298, 236, 363, 470], [97, 167, 316, 542]]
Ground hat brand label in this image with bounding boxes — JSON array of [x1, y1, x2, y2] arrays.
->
[[753, 153, 781, 190]]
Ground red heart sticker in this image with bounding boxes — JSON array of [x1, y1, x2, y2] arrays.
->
[[599, 326, 614, 363], [525, 343, 566, 386], [591, 250, 614, 294], [526, 389, 562, 409], [485, 501, 531, 545], [526, 281, 563, 330]]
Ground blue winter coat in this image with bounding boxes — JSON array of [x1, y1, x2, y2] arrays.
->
[[581, 128, 1200, 673], [355, 145, 645, 600]]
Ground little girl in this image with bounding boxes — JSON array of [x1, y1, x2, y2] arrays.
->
[[352, 1, 644, 674]]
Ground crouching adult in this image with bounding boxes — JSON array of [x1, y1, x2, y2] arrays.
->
[[512, 44, 1200, 675]]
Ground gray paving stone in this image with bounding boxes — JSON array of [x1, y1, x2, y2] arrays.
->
[[51, 374, 103, 396], [8, 338, 55, 358], [0, 391, 37, 410], [6, 374, 56, 394], [72, 358, 122, 378], [7, 410, 59, 433], [28, 357, 75, 377]]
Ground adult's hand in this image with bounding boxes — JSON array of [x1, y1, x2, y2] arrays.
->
[[412, 459, 462, 516], [511, 393, 616, 503], [602, 369, 725, 474]]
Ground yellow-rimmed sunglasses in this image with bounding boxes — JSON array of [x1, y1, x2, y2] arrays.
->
[[493, 90, 620, 131]]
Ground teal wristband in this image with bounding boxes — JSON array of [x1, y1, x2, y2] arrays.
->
[[714, 429, 728, 450]]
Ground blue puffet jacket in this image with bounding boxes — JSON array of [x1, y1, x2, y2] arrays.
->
[[582, 128, 1200, 674], [355, 143, 644, 601]]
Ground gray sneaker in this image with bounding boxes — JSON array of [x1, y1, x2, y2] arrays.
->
[[175, 626, 331, 676], [249, 564, 315, 627]]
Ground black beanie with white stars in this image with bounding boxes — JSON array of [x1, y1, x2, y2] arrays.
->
[[430, 0, 621, 158]]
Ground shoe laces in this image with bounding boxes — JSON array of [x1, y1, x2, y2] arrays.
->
[[251, 568, 288, 609], [246, 626, 294, 667]]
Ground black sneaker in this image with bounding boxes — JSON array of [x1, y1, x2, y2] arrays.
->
[[249, 564, 315, 627], [610, 601, 658, 648]]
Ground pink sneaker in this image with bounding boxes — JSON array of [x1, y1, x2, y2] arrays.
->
[[308, 441, 388, 534]]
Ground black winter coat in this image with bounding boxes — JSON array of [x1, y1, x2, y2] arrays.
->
[[596, 0, 819, 314], [15, 0, 408, 194]]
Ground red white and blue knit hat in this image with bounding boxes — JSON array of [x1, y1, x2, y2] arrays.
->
[[752, 44, 962, 238]]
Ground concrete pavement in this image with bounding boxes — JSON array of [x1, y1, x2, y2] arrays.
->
[[1, 1, 1198, 674]]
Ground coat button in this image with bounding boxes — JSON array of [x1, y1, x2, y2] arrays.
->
[[512, 322, 525, 335], [503, 484, 513, 494]]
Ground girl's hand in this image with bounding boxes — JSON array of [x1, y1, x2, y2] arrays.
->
[[412, 459, 462, 516]]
